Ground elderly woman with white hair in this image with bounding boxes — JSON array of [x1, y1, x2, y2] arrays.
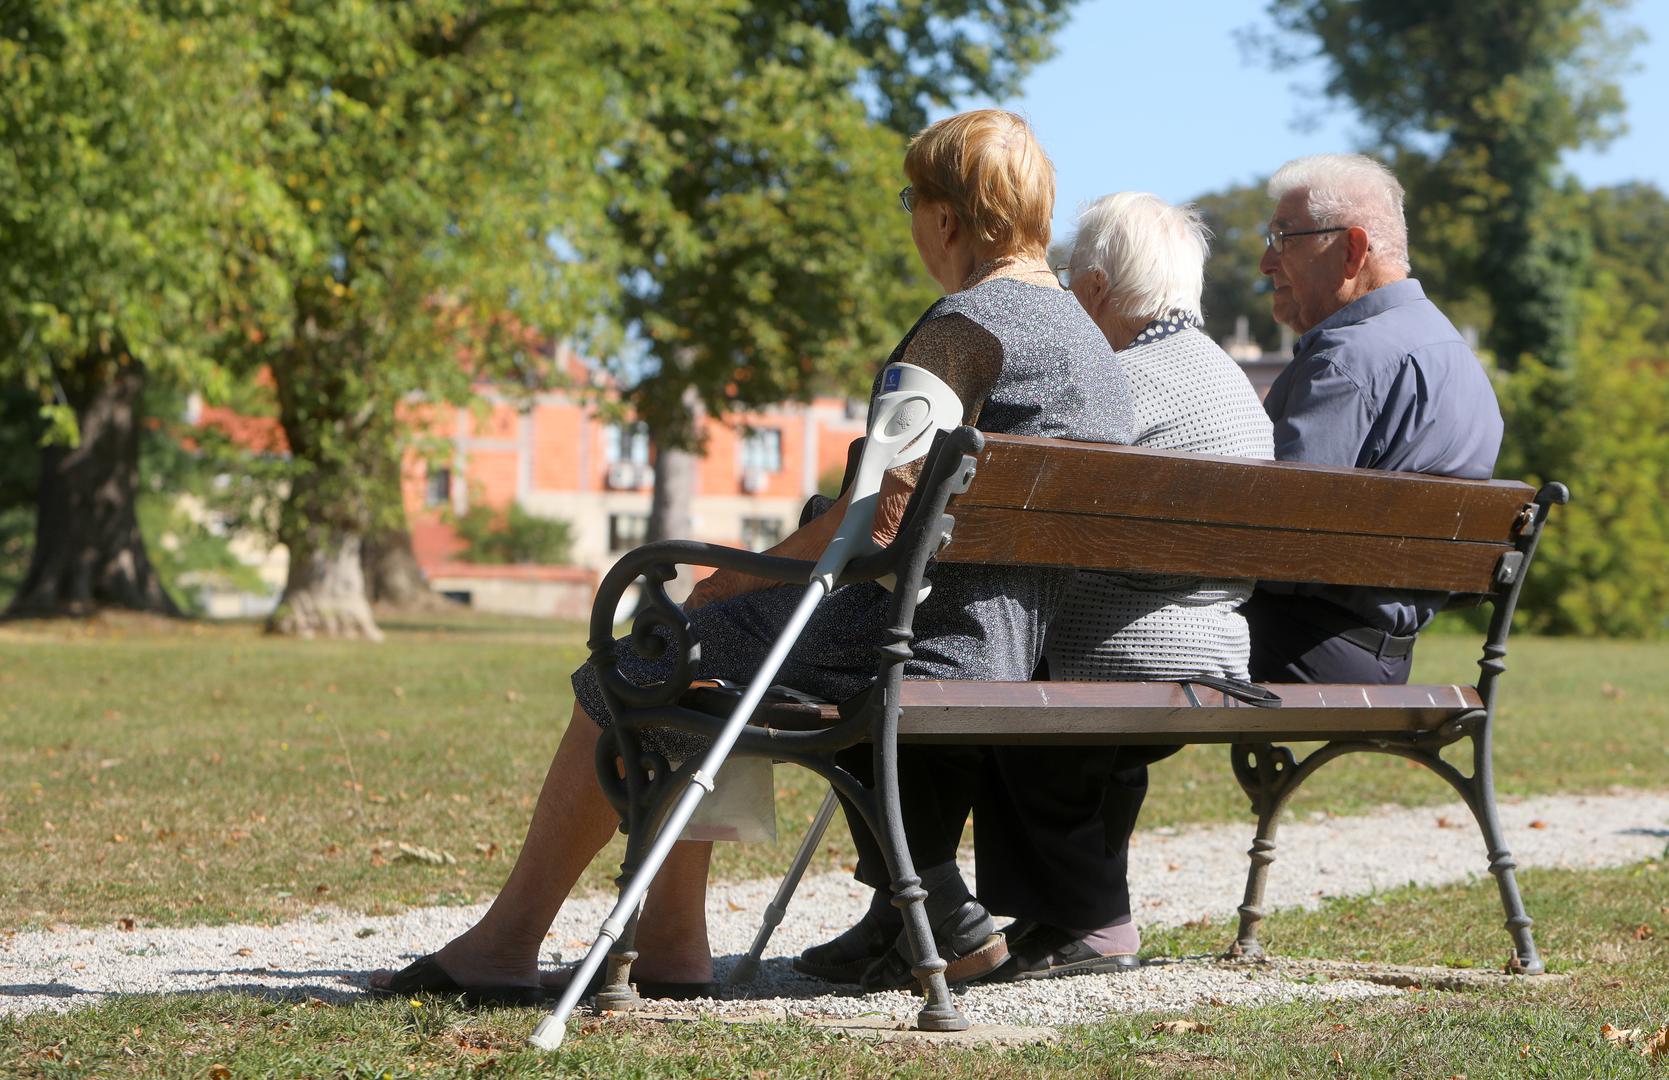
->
[[970, 193, 1275, 982]]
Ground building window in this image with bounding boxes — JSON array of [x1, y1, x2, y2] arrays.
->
[[608, 513, 650, 553], [739, 428, 783, 473], [605, 421, 651, 466], [740, 516, 783, 552], [425, 467, 452, 508]]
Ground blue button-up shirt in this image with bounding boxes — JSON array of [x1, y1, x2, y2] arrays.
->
[[1260, 278, 1504, 634]]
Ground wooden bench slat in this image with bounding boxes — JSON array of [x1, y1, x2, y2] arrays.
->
[[939, 505, 1509, 593], [958, 434, 1532, 544], [754, 682, 1481, 745]]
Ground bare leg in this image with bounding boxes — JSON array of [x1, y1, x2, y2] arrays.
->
[[635, 838, 714, 982], [370, 706, 712, 989]]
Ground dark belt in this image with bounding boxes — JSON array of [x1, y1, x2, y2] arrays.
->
[[1285, 596, 1418, 661]]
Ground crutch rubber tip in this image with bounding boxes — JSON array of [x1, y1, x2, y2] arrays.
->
[[726, 956, 760, 985], [528, 1016, 567, 1050]]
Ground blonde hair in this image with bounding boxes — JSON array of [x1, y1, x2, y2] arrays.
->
[[904, 109, 1053, 258], [1069, 192, 1210, 321]]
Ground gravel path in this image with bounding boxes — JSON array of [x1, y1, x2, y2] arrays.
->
[[4, 790, 1665, 1027]]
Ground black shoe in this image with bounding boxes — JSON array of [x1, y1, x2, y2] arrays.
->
[[859, 899, 1009, 991], [369, 954, 548, 1008], [982, 922, 1141, 982], [793, 911, 898, 984]]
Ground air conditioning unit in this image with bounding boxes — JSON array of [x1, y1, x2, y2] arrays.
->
[[607, 462, 645, 490], [740, 469, 767, 494]]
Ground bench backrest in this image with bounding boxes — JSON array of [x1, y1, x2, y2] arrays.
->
[[938, 434, 1536, 595]]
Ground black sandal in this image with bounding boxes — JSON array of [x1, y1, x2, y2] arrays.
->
[[369, 953, 549, 1007], [982, 922, 1141, 982], [859, 900, 1009, 991], [793, 913, 897, 984]]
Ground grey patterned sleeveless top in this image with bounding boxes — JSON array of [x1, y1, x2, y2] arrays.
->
[[883, 277, 1134, 683]]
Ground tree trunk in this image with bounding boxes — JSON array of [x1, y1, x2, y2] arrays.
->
[[268, 525, 383, 640], [362, 524, 449, 612], [646, 387, 702, 604], [4, 355, 181, 619]]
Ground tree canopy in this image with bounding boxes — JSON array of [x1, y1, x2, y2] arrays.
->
[[1255, 0, 1640, 369]]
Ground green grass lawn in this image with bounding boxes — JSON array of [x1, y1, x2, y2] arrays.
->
[[1, 613, 1665, 930], [2, 612, 1666, 1076]]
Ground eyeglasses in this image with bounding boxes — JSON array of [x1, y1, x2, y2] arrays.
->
[[1264, 225, 1348, 254], [898, 185, 915, 213], [1051, 265, 1073, 288]]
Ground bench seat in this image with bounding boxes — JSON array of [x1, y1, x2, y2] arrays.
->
[[751, 681, 1482, 745]]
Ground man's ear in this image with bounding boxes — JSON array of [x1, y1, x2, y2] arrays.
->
[[1341, 226, 1372, 279]]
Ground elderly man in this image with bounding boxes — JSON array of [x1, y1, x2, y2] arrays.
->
[[1244, 153, 1503, 683]]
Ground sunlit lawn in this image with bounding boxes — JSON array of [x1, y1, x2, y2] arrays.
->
[[0, 612, 1664, 930], [2, 611, 1666, 1076]]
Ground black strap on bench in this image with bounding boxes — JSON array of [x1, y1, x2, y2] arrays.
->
[[1178, 674, 1283, 708]]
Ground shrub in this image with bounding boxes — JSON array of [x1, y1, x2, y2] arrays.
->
[[1495, 281, 1669, 637], [451, 503, 575, 565]]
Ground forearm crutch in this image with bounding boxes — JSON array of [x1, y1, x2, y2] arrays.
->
[[726, 787, 839, 985], [530, 363, 962, 1050]]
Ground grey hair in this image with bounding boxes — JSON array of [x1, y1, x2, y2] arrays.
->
[[1068, 192, 1209, 322], [1267, 153, 1410, 273]]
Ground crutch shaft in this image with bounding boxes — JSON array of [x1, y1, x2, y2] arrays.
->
[[530, 581, 828, 1050], [728, 787, 840, 984]]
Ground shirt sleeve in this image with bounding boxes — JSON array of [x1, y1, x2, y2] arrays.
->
[[1269, 354, 1377, 468], [898, 312, 1003, 425]]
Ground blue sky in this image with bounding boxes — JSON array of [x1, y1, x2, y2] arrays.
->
[[939, 0, 1669, 240]]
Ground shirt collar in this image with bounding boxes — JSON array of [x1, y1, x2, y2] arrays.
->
[[1294, 278, 1426, 358], [1127, 309, 1202, 348]]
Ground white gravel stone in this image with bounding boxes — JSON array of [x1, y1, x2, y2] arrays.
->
[[3, 789, 1665, 1026]]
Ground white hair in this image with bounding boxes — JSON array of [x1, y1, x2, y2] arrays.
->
[[1267, 153, 1410, 273], [1068, 192, 1209, 322]]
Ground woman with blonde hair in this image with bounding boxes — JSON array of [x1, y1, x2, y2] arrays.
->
[[372, 110, 1133, 1001]]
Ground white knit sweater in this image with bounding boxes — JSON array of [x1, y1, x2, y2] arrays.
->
[[1044, 324, 1275, 681]]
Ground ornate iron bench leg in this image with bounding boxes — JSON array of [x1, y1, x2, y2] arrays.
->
[[1229, 742, 1298, 960], [1462, 726, 1544, 974], [874, 723, 965, 1031], [595, 907, 643, 1011]]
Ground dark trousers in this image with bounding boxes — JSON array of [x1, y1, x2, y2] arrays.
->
[[1244, 592, 1414, 685], [839, 740, 1174, 930], [836, 592, 1414, 931]]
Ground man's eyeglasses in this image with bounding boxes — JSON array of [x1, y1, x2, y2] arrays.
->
[[898, 185, 915, 213], [1264, 225, 1348, 254], [1052, 265, 1073, 288]]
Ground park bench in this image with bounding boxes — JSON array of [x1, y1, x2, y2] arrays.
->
[[580, 425, 1566, 1033]]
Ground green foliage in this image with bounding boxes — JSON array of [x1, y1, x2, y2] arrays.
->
[[1195, 181, 1280, 351], [1257, 0, 1640, 370], [450, 503, 575, 566], [598, 1, 1079, 446], [1495, 280, 1669, 637], [1584, 182, 1669, 348], [221, 3, 627, 563], [0, 1, 281, 427]]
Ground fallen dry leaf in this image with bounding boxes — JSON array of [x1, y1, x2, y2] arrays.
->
[[1528, 820, 1548, 830], [1601, 1023, 1642, 1045], [208, 1065, 232, 1079], [115, 917, 135, 931], [236, 948, 253, 957], [1635, 925, 1655, 941], [395, 842, 456, 866], [726, 898, 745, 912], [1435, 816, 1461, 829], [1151, 1019, 1213, 1035], [1643, 1026, 1669, 1059]]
